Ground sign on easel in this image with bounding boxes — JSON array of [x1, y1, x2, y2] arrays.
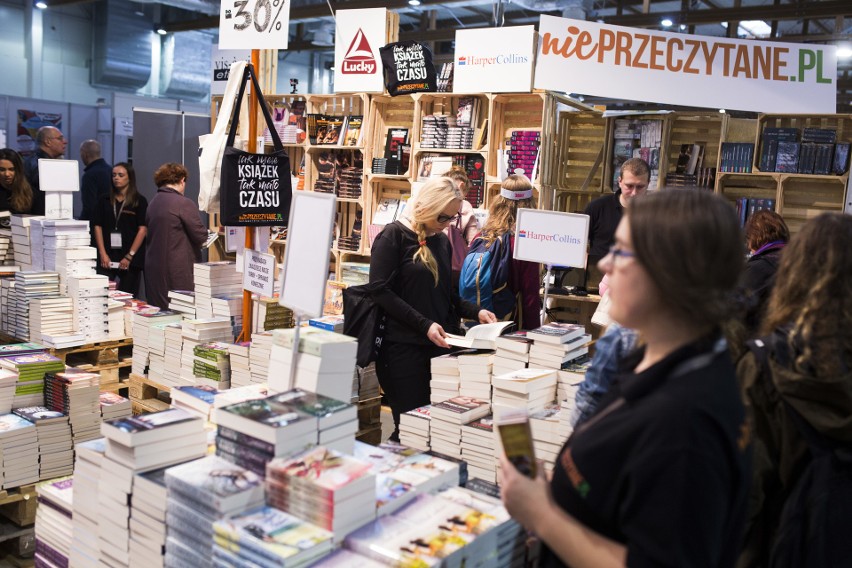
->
[[243, 250, 275, 297], [218, 0, 290, 50], [278, 192, 336, 318], [38, 159, 78, 219], [514, 209, 589, 268]]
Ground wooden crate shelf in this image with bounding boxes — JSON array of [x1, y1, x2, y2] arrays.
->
[[660, 112, 725, 188], [366, 94, 417, 179], [549, 111, 608, 195]]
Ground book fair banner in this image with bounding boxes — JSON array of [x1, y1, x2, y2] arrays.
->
[[453, 26, 537, 93], [534, 15, 837, 114], [334, 8, 388, 93]]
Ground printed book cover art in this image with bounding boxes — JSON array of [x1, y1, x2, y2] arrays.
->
[[104, 407, 197, 434], [0, 353, 62, 366], [402, 406, 431, 420], [397, 453, 458, 477], [463, 415, 494, 434], [376, 474, 415, 507], [12, 406, 65, 423], [343, 115, 363, 147], [0, 413, 36, 433], [221, 399, 311, 429], [173, 385, 218, 405], [431, 396, 489, 415], [99, 392, 130, 407], [0, 343, 44, 355], [271, 389, 351, 419], [215, 506, 332, 556], [166, 455, 263, 497], [268, 447, 372, 491]]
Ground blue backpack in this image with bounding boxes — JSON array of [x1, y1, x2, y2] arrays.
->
[[460, 233, 515, 319]]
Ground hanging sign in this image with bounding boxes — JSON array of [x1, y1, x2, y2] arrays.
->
[[243, 250, 276, 297], [453, 26, 536, 93], [334, 8, 388, 93], [514, 209, 589, 269], [219, 0, 290, 50], [534, 16, 836, 114], [211, 45, 252, 96], [379, 41, 438, 96]]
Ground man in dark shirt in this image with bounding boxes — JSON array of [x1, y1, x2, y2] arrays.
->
[[23, 126, 67, 215], [583, 158, 650, 289], [79, 140, 112, 222]]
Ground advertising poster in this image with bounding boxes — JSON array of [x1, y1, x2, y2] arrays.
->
[[17, 110, 62, 157]]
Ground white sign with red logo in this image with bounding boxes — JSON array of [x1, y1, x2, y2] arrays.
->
[[514, 209, 589, 269], [334, 8, 387, 93], [453, 26, 536, 93], [534, 15, 836, 113]]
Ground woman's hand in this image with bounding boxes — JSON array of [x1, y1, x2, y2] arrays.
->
[[99, 252, 111, 270], [499, 454, 553, 533], [478, 310, 498, 324], [427, 322, 450, 348], [118, 257, 130, 270]]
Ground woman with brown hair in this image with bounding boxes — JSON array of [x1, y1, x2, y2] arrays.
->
[[0, 149, 34, 222], [500, 189, 752, 567], [144, 163, 208, 309], [741, 209, 790, 335]]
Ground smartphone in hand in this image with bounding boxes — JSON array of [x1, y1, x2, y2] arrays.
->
[[497, 409, 537, 478]]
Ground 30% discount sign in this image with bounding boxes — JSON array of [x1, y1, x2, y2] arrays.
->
[[219, 0, 291, 50]]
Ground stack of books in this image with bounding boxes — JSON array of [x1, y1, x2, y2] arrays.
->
[[167, 289, 196, 317], [212, 506, 333, 567], [420, 114, 454, 148], [430, 352, 460, 403], [54, 246, 97, 295], [461, 415, 498, 483], [0, 413, 40, 488], [164, 455, 265, 567], [193, 341, 232, 390], [0, 351, 64, 407], [458, 350, 495, 401], [99, 392, 132, 421], [269, 327, 357, 402], [180, 318, 233, 385], [29, 297, 76, 345], [558, 356, 590, 403], [494, 331, 532, 375], [40, 219, 89, 270], [129, 466, 169, 567], [249, 331, 273, 383], [228, 342, 252, 387], [399, 406, 431, 451], [0, 213, 14, 271], [69, 438, 105, 566], [354, 363, 380, 402], [169, 384, 217, 420], [97, 409, 206, 565], [131, 311, 182, 376], [28, 220, 46, 270], [107, 299, 126, 339], [506, 130, 541, 178], [269, 389, 358, 455], [44, 370, 102, 443], [211, 293, 243, 338], [10, 214, 44, 270], [162, 323, 184, 385], [0, 369, 16, 414], [529, 403, 566, 474], [13, 406, 73, 479], [491, 368, 558, 416], [35, 476, 74, 567], [352, 442, 420, 516], [429, 396, 491, 459], [0, 279, 16, 334], [67, 274, 110, 342], [527, 323, 590, 370], [212, 384, 269, 412], [308, 315, 345, 333], [147, 322, 172, 386], [252, 296, 295, 332], [266, 446, 376, 540], [193, 261, 242, 319], [214, 397, 318, 476], [14, 271, 61, 340]]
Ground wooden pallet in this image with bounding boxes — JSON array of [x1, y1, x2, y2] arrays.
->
[[357, 396, 382, 429], [356, 425, 383, 445], [128, 373, 171, 415], [0, 485, 37, 528]]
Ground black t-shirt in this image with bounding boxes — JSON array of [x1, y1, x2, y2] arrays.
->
[[584, 192, 623, 261], [93, 194, 148, 268], [369, 221, 480, 345], [543, 334, 751, 567], [379, 41, 438, 97]]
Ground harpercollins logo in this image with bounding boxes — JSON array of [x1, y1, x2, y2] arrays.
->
[[456, 53, 530, 67], [519, 230, 582, 244]]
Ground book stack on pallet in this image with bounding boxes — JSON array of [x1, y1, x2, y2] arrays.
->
[[429, 352, 460, 403], [14, 271, 61, 341], [166, 290, 196, 318], [213, 505, 333, 567], [399, 406, 431, 451], [461, 415, 498, 483], [270, 389, 358, 455], [68, 274, 110, 342], [171, 383, 270, 421], [0, 413, 39, 488], [107, 299, 126, 340], [162, 323, 183, 386], [55, 246, 97, 295], [29, 297, 79, 348], [98, 409, 206, 567], [13, 406, 73, 480], [41, 220, 90, 271], [193, 341, 232, 390], [0, 369, 15, 414], [145, 322, 172, 386], [131, 311, 182, 377], [2, 351, 64, 408], [491, 368, 558, 418], [249, 331, 273, 383], [266, 446, 377, 542], [70, 438, 105, 565], [458, 350, 495, 401], [164, 455, 265, 567], [268, 327, 357, 403], [100, 392, 132, 421], [10, 215, 43, 271], [211, 292, 243, 338], [253, 296, 295, 332], [180, 318, 233, 386], [429, 396, 491, 460], [44, 370, 102, 444], [129, 466, 169, 568], [193, 261, 242, 320], [228, 342, 252, 387], [35, 476, 74, 568]]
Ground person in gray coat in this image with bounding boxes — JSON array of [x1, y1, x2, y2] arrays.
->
[[144, 162, 208, 309]]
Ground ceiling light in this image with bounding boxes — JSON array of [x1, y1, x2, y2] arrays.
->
[[719, 109, 726, 114], [661, 18, 673, 28], [156, 27, 167, 36], [838, 45, 852, 59], [738, 20, 771, 38], [35, 1, 47, 8], [408, 0, 421, 5], [679, 24, 686, 31]]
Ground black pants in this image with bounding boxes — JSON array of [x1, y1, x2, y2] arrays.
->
[[376, 340, 448, 436], [98, 266, 142, 297]]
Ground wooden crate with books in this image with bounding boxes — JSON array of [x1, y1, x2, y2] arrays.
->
[[49, 338, 133, 391], [366, 94, 416, 180], [488, 93, 547, 195], [660, 111, 725, 190], [547, 110, 608, 195]]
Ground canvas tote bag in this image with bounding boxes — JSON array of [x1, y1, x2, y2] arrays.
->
[[219, 64, 293, 227], [198, 60, 246, 214]]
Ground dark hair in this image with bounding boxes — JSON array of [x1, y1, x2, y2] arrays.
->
[[763, 213, 852, 377], [154, 162, 188, 188], [0, 148, 33, 213], [744, 209, 789, 251], [111, 162, 140, 209], [628, 189, 744, 328], [620, 157, 651, 181]]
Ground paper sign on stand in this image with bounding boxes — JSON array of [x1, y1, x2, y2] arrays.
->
[[334, 8, 388, 93], [225, 226, 242, 253], [218, 0, 290, 50], [39, 159, 79, 219], [243, 250, 275, 297], [453, 26, 536, 93]]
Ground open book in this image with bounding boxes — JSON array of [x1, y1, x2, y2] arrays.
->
[[445, 321, 514, 349]]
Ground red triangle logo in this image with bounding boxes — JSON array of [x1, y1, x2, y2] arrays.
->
[[342, 28, 377, 74]]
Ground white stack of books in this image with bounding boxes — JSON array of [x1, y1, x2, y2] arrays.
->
[[430, 352, 460, 403], [0, 369, 16, 414], [193, 261, 242, 320], [10, 215, 43, 270], [69, 438, 105, 566], [212, 506, 333, 567], [41, 219, 90, 271], [14, 271, 61, 340], [0, 413, 39, 488], [211, 292, 243, 338], [266, 446, 376, 540], [458, 350, 495, 401], [390, 450, 460, 497], [67, 274, 110, 342], [249, 331, 273, 383], [429, 396, 491, 459], [398, 406, 431, 451], [527, 323, 591, 370], [228, 342, 252, 387], [269, 327, 357, 402], [131, 311, 182, 377], [212, 384, 269, 411], [164, 455, 265, 566], [44, 370, 103, 444], [491, 368, 558, 417], [13, 406, 73, 479], [162, 323, 184, 386], [0, 280, 16, 334], [529, 403, 566, 474], [99, 392, 132, 421], [28, 297, 75, 344], [558, 356, 590, 403], [35, 476, 74, 567], [166, 289, 196, 318], [55, 246, 97, 295], [1, 351, 64, 408], [129, 466, 169, 568], [107, 299, 126, 339], [494, 331, 531, 375], [193, 341, 231, 390], [147, 322, 170, 385], [461, 415, 498, 483], [28, 219, 45, 270], [268, 389, 358, 455]]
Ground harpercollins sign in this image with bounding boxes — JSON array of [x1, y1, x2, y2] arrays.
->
[[514, 209, 589, 269], [454, 26, 536, 93], [534, 15, 837, 114]]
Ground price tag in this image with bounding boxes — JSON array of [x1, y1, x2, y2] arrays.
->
[[219, 0, 290, 50]]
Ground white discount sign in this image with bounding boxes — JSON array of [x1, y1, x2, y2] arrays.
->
[[514, 209, 589, 269], [243, 250, 276, 297], [219, 0, 290, 50]]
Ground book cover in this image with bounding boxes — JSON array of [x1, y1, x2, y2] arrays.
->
[[172, 384, 218, 405], [214, 505, 332, 559], [384, 128, 409, 160], [12, 406, 65, 423], [102, 408, 200, 442], [343, 115, 363, 147], [496, 411, 536, 478], [165, 455, 264, 511]]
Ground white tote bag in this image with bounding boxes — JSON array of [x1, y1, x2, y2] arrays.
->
[[198, 60, 247, 214]]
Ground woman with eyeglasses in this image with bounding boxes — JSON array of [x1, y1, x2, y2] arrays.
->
[[370, 177, 497, 442], [0, 149, 34, 225], [500, 189, 752, 567]]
